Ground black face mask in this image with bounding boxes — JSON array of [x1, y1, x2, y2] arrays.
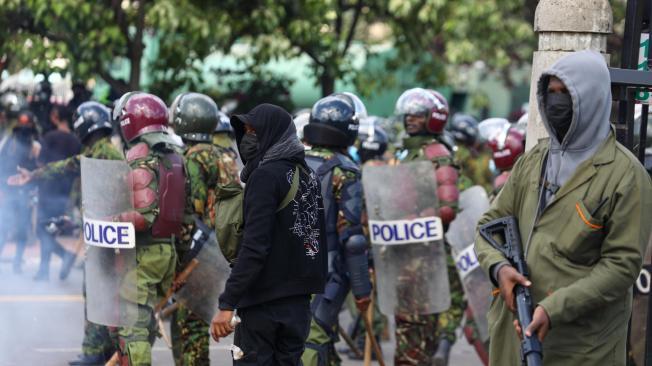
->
[[545, 92, 573, 142], [13, 127, 33, 142], [239, 134, 259, 162]]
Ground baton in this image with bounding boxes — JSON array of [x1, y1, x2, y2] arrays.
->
[[158, 316, 173, 349], [152, 258, 200, 350], [362, 305, 384, 366], [338, 325, 363, 359], [104, 352, 120, 366], [154, 258, 200, 313], [363, 270, 385, 366]]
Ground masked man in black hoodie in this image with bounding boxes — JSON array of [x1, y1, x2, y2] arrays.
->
[[210, 104, 327, 365]]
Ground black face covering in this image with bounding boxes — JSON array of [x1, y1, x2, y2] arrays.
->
[[239, 133, 259, 162], [545, 92, 573, 142], [13, 127, 33, 142]]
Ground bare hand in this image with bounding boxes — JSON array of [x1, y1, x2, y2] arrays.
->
[[513, 306, 550, 342], [210, 310, 235, 342], [355, 296, 371, 312], [498, 265, 531, 312], [7, 167, 33, 186]]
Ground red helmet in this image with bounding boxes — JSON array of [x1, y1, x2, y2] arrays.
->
[[426, 89, 449, 134], [395, 88, 449, 134], [114, 92, 168, 143], [490, 127, 525, 171]]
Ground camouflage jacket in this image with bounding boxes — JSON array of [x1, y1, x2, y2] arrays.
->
[[31, 137, 123, 181], [400, 135, 456, 166], [305, 147, 363, 246], [179, 142, 240, 249], [455, 144, 494, 192]]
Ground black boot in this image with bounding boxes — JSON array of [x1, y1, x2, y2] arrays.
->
[[432, 338, 452, 366]]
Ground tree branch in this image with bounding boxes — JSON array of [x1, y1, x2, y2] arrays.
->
[[341, 0, 363, 57], [293, 42, 326, 68], [97, 67, 129, 95], [111, 0, 132, 49]]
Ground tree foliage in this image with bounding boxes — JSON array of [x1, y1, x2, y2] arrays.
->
[[0, 0, 231, 99], [1, 0, 539, 100], [216, 0, 535, 97]]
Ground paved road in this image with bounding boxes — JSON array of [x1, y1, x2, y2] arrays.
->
[[0, 240, 482, 365]]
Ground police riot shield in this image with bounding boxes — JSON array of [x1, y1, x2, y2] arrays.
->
[[362, 161, 450, 316], [81, 157, 139, 327], [175, 221, 231, 324], [446, 186, 492, 341]]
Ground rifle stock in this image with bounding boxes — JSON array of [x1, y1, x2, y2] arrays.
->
[[479, 216, 543, 366]]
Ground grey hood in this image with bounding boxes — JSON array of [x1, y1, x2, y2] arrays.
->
[[536, 50, 612, 200]]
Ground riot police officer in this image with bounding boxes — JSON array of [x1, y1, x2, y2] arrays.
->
[[393, 88, 463, 366], [112, 92, 186, 366], [8, 101, 123, 365], [487, 123, 526, 194], [168, 92, 241, 366], [448, 114, 494, 192], [301, 93, 372, 366], [357, 117, 389, 165], [30, 80, 53, 133]]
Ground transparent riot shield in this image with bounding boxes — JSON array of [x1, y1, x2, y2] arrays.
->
[[81, 157, 139, 327], [175, 231, 231, 324], [446, 186, 492, 341], [362, 161, 450, 316], [630, 233, 652, 366]]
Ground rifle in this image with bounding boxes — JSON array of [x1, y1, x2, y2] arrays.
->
[[479, 216, 543, 366]]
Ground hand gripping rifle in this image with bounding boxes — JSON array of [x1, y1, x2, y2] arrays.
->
[[479, 216, 543, 366]]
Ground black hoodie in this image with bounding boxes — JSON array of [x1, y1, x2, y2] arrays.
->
[[219, 104, 327, 310]]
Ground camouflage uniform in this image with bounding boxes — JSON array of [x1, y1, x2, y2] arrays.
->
[[302, 147, 361, 366], [31, 137, 123, 359], [455, 144, 494, 193], [394, 135, 464, 365], [32, 137, 122, 180], [171, 142, 240, 366], [116, 134, 182, 366]]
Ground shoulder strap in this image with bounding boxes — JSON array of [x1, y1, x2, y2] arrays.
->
[[277, 165, 301, 212]]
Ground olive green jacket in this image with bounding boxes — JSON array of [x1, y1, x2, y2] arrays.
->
[[476, 132, 652, 365]]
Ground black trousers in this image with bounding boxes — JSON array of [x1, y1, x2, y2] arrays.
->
[[234, 295, 311, 366], [36, 224, 68, 276]]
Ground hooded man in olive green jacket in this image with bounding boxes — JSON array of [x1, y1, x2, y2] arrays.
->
[[476, 50, 652, 365]]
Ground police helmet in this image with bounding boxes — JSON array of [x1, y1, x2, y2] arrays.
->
[[358, 117, 389, 163], [73, 101, 113, 142], [0, 92, 27, 118], [448, 114, 479, 145], [304, 93, 361, 148], [169, 92, 219, 142]]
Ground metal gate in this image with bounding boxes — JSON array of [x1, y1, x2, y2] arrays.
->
[[611, 2, 652, 365]]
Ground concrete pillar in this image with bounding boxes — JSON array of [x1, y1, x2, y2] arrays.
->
[[525, 0, 613, 150]]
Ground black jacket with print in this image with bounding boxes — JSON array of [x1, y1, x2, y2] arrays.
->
[[219, 158, 327, 310]]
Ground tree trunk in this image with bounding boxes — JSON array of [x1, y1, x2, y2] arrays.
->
[[320, 72, 335, 97], [128, 0, 147, 90]]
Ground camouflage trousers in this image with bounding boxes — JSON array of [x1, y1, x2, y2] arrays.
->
[[82, 320, 117, 357], [394, 313, 439, 365], [119, 244, 176, 366], [171, 304, 210, 366], [394, 248, 465, 365], [81, 268, 117, 358]]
